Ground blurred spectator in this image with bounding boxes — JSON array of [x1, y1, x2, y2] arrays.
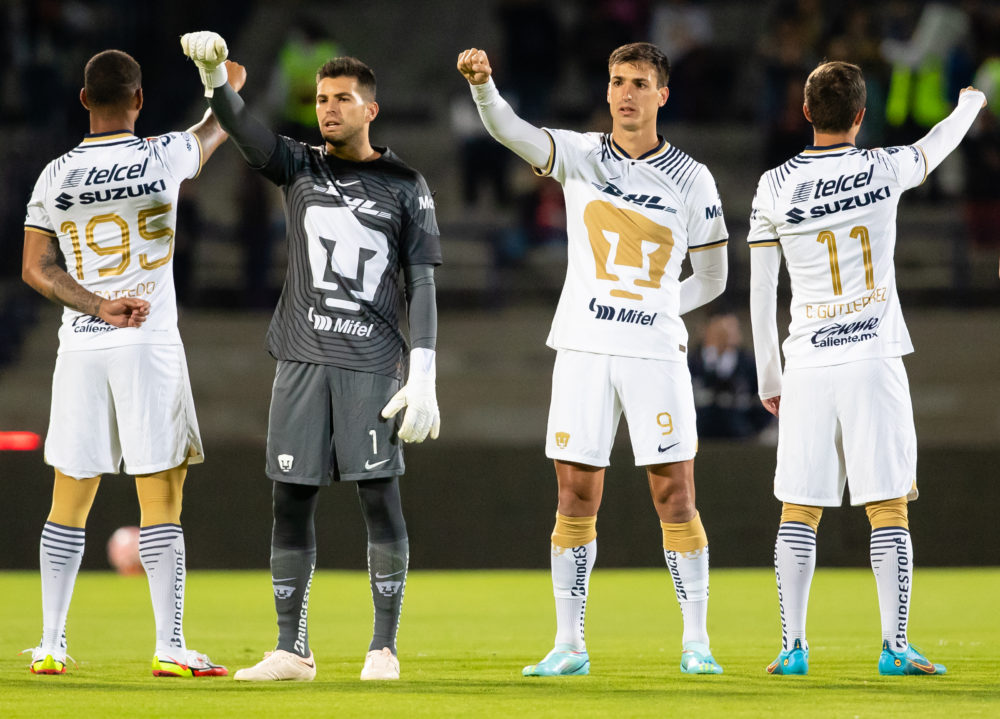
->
[[825, 4, 891, 146], [497, 0, 563, 123], [574, 0, 652, 102], [450, 92, 513, 208], [962, 16, 1000, 255], [689, 312, 772, 439], [494, 175, 567, 267], [266, 16, 341, 139], [882, 3, 969, 162], [756, 4, 816, 168], [650, 0, 728, 122]]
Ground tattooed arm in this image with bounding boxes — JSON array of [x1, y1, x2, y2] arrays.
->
[[22, 230, 149, 328]]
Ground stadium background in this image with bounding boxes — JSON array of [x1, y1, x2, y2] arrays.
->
[[0, 0, 997, 570]]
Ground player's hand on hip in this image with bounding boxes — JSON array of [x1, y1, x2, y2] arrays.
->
[[761, 396, 781, 417], [180, 31, 230, 97], [225, 60, 247, 93], [457, 48, 492, 85], [380, 348, 440, 443], [99, 298, 150, 329]]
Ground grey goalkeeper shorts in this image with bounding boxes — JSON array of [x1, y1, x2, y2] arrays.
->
[[265, 360, 404, 485]]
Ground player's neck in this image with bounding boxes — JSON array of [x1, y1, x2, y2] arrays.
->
[[88, 112, 135, 135], [610, 126, 661, 159], [325, 138, 380, 163], [811, 129, 859, 148]]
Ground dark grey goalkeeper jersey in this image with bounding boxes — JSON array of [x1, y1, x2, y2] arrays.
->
[[259, 137, 442, 376]]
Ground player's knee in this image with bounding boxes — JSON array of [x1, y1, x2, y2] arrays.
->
[[48, 470, 101, 527], [551, 512, 597, 549], [780, 502, 823, 531], [357, 477, 406, 543], [272, 480, 318, 548], [865, 496, 908, 530], [135, 464, 186, 526], [661, 511, 707, 552]]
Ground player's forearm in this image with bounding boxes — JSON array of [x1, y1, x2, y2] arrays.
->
[[749, 247, 782, 398], [188, 108, 229, 164], [679, 246, 727, 315], [405, 264, 437, 350], [207, 84, 277, 168], [915, 90, 986, 174], [469, 78, 552, 168], [23, 240, 103, 317]]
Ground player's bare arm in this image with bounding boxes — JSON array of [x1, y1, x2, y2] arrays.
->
[[456, 48, 492, 85], [188, 60, 247, 162], [22, 230, 149, 328]]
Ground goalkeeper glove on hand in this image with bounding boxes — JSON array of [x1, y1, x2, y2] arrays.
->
[[381, 347, 440, 443], [180, 31, 229, 97]]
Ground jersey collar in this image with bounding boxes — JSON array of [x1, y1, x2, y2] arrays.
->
[[802, 142, 855, 155], [608, 135, 670, 161], [82, 130, 136, 144]]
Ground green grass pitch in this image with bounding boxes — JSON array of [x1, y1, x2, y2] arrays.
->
[[1, 568, 997, 718]]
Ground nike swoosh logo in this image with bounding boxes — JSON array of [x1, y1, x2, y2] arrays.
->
[[658, 442, 679, 453], [365, 458, 390, 470], [300, 658, 315, 668], [335, 179, 360, 186], [375, 570, 404, 579], [271, 577, 296, 583]]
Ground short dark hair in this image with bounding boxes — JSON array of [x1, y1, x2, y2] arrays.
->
[[317, 57, 376, 100], [84, 50, 141, 108], [608, 42, 670, 87], [804, 61, 866, 133]]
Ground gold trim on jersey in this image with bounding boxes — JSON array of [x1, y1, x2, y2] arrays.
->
[[800, 143, 855, 155], [191, 131, 205, 179], [748, 240, 780, 248], [24, 224, 57, 238], [81, 132, 134, 143], [531, 129, 556, 177], [688, 239, 728, 253], [915, 144, 929, 186]]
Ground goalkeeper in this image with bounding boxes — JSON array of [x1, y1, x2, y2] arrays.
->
[[181, 31, 443, 682]]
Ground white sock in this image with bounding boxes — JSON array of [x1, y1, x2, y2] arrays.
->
[[664, 546, 710, 646], [775, 522, 816, 650], [39, 522, 85, 656], [551, 539, 595, 651], [139, 524, 186, 655], [870, 526, 912, 652]]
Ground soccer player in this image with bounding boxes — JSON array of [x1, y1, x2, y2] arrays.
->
[[458, 44, 728, 676], [181, 32, 441, 682], [21, 49, 243, 676], [747, 61, 986, 676]]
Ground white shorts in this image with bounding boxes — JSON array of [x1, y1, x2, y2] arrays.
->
[[546, 349, 697, 467], [775, 357, 916, 506], [45, 344, 204, 478]]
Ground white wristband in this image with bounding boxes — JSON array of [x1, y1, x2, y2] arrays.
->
[[408, 347, 436, 384], [200, 63, 228, 98]]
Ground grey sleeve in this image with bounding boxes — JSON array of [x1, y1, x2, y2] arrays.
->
[[404, 264, 437, 350], [208, 84, 279, 169]]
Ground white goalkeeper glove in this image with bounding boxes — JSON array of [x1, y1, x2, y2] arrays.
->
[[180, 31, 229, 97], [381, 347, 440, 443]]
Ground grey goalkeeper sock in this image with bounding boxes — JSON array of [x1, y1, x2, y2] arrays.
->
[[368, 539, 408, 654], [271, 545, 316, 657]]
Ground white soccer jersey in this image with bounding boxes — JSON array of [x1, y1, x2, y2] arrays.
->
[[538, 130, 728, 360], [747, 142, 927, 368], [24, 130, 203, 352]]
